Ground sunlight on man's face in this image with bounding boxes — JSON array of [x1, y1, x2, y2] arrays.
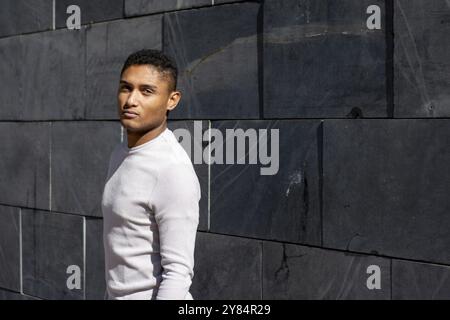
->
[[118, 65, 172, 133]]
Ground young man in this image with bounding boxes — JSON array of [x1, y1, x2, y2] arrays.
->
[[101, 49, 201, 300]]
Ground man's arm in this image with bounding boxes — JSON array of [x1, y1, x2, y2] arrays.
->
[[150, 164, 200, 300]]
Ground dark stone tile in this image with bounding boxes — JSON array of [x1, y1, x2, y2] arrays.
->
[[86, 15, 162, 119], [167, 120, 209, 231], [323, 120, 450, 264], [51, 121, 121, 217], [0, 205, 21, 292], [263, 241, 391, 299], [0, 122, 50, 209], [85, 218, 106, 300], [163, 3, 260, 119], [0, 0, 52, 38], [22, 209, 84, 300], [191, 232, 261, 299], [125, 0, 211, 17], [0, 37, 22, 120], [264, 0, 387, 118], [21, 28, 86, 120], [394, 0, 450, 117], [55, 0, 124, 29], [210, 120, 321, 245], [392, 260, 450, 299]]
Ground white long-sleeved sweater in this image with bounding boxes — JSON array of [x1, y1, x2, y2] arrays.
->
[[101, 127, 200, 300]]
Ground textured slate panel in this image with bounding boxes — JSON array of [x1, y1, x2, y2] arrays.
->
[[323, 120, 450, 264], [210, 120, 321, 245], [392, 260, 450, 299], [167, 120, 209, 231], [125, 0, 211, 17], [0, 205, 21, 292], [163, 3, 260, 119], [51, 121, 121, 217], [0, 0, 52, 38], [85, 218, 106, 300], [0, 37, 22, 120], [22, 209, 84, 300], [55, 0, 124, 29], [0, 122, 50, 209], [190, 232, 261, 299], [264, 0, 387, 118], [86, 15, 162, 119], [394, 0, 450, 117], [21, 28, 86, 120], [263, 242, 391, 299]]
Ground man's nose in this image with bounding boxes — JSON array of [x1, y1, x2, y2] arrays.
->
[[126, 90, 139, 107]]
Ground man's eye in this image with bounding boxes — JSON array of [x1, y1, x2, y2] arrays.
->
[[143, 89, 153, 95], [120, 86, 130, 92]]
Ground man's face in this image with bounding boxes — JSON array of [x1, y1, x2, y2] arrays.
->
[[118, 64, 178, 133]]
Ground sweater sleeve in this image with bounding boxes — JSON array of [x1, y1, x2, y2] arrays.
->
[[150, 164, 200, 300]]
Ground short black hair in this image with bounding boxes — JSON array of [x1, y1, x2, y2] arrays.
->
[[120, 49, 178, 92]]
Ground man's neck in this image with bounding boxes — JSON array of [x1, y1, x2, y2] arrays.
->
[[126, 122, 167, 148]]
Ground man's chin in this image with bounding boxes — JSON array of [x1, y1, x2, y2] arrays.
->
[[120, 120, 138, 130]]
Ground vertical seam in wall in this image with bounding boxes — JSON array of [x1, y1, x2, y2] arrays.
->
[[390, 259, 393, 299], [319, 121, 324, 246], [52, 0, 56, 30], [120, 125, 124, 143], [161, 13, 165, 52], [207, 120, 211, 232], [260, 241, 263, 300], [257, 1, 264, 119], [49, 123, 52, 211], [19, 208, 23, 294], [84, 21, 87, 119], [386, 0, 394, 118], [83, 217, 86, 300], [212, 0, 215, 6]]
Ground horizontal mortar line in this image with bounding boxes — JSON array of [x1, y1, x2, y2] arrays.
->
[[196, 230, 450, 268], [162, 117, 450, 121], [53, 17, 126, 30], [257, 117, 450, 121], [0, 287, 42, 300], [6, 204, 100, 219], [0, 17, 125, 41], [0, 203, 24, 210], [0, 119, 122, 123], [0, 16, 130, 41], [0, 28, 55, 41], [21, 293, 44, 300], [125, 0, 259, 19], [1, 118, 450, 124], [0, 287, 20, 293]]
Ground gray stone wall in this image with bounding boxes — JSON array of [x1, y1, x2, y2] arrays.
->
[[0, 0, 449, 300]]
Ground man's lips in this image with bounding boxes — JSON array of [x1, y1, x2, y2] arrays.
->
[[122, 111, 138, 118]]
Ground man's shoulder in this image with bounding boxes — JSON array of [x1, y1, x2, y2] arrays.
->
[[160, 129, 196, 167]]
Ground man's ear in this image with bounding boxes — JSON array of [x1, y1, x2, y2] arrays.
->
[[167, 91, 181, 112]]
